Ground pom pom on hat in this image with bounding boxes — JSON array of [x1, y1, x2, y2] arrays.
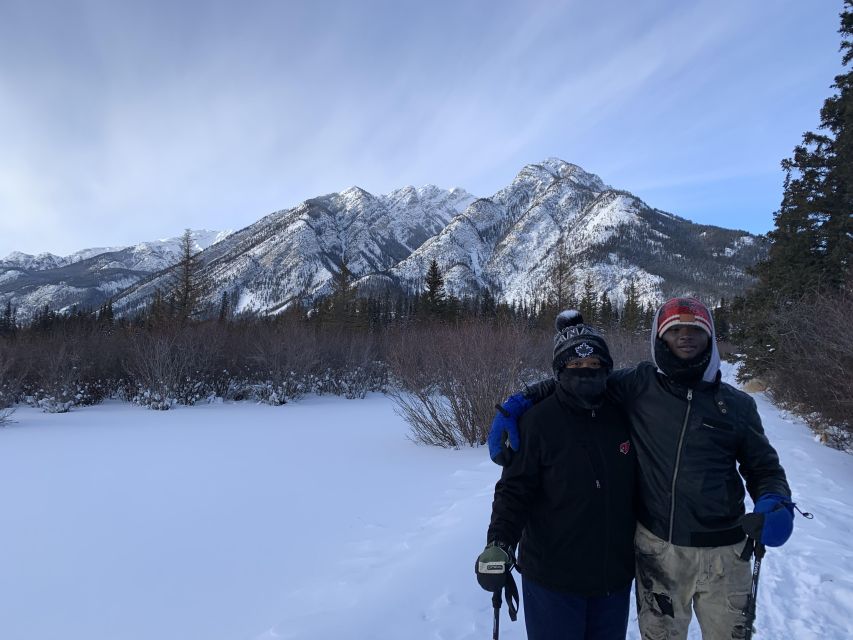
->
[[555, 309, 584, 332]]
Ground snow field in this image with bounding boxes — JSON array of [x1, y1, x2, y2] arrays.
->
[[0, 374, 851, 639]]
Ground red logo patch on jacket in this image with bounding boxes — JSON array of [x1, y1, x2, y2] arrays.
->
[[619, 441, 630, 455]]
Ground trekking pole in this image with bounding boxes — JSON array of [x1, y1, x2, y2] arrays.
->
[[492, 589, 502, 640], [744, 541, 766, 640]]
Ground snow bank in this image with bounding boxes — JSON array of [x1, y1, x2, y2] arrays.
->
[[0, 383, 850, 639]]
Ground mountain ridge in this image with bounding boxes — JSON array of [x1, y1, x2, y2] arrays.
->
[[0, 159, 764, 321]]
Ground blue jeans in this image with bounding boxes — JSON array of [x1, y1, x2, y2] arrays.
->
[[522, 576, 631, 640]]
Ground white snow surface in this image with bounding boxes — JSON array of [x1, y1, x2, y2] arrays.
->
[[0, 367, 850, 640]]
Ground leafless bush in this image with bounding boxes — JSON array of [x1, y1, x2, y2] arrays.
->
[[763, 290, 852, 441], [0, 342, 17, 424], [244, 320, 320, 403], [124, 329, 195, 409], [387, 319, 542, 447], [0, 341, 22, 409], [25, 340, 82, 413], [601, 326, 652, 369]]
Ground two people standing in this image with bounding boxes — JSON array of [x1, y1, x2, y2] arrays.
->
[[476, 298, 796, 640]]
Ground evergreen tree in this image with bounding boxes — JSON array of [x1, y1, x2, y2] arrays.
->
[[147, 288, 172, 328], [714, 298, 731, 341], [169, 229, 208, 323], [599, 292, 615, 328], [218, 291, 230, 322], [480, 286, 497, 319], [424, 259, 447, 318], [0, 300, 14, 337], [621, 279, 643, 333], [736, 1, 853, 376], [323, 257, 358, 327], [97, 300, 115, 332], [579, 273, 598, 325]]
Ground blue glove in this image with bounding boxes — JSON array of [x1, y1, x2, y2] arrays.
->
[[487, 393, 531, 466], [743, 493, 795, 547]]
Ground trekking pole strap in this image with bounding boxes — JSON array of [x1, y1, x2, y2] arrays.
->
[[504, 571, 519, 622]]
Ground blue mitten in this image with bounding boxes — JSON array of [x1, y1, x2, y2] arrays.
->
[[747, 493, 795, 547], [487, 393, 531, 466]]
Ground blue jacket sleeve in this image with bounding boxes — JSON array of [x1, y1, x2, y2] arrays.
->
[[487, 414, 542, 546]]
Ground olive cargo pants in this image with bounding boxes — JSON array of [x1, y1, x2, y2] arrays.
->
[[634, 523, 754, 640]]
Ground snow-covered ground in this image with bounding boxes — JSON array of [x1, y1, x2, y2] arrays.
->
[[1, 368, 851, 640]]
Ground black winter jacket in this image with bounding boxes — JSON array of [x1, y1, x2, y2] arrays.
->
[[488, 385, 636, 596], [526, 362, 790, 547], [611, 362, 789, 546]]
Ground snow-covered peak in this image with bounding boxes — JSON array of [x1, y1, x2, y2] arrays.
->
[[153, 229, 233, 253], [2, 229, 232, 274], [1, 247, 126, 270], [382, 184, 475, 215], [1, 251, 64, 270], [337, 186, 375, 207], [511, 158, 610, 194]]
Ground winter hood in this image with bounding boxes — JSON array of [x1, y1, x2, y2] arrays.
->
[[650, 299, 721, 384]]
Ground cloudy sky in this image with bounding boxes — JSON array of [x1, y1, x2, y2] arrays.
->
[[0, 0, 844, 257]]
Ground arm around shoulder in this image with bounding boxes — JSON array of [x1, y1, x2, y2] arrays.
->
[[487, 414, 543, 546]]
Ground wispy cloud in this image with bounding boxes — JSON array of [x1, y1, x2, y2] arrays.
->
[[0, 0, 842, 256]]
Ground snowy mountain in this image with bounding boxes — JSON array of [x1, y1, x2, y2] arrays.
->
[[108, 159, 762, 318], [110, 186, 476, 317], [388, 159, 762, 306], [1, 159, 766, 321], [0, 230, 231, 320]]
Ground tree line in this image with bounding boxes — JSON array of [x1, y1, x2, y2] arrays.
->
[[0, 224, 709, 443], [732, 1, 852, 444]]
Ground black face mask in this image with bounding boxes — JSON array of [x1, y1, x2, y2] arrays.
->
[[558, 367, 609, 410], [654, 338, 712, 385]]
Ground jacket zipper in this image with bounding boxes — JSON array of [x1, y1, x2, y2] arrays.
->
[[668, 388, 693, 543], [598, 423, 610, 594], [583, 411, 608, 591]]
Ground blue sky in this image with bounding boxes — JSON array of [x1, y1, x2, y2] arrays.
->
[[0, 0, 844, 257]]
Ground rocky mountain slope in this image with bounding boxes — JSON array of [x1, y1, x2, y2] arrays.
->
[[0, 231, 231, 321], [1, 160, 765, 321]]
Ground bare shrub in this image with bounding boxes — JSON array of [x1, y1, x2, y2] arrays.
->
[[0, 340, 23, 410], [245, 319, 320, 403], [602, 326, 652, 369], [763, 289, 853, 442], [124, 329, 194, 409], [0, 342, 17, 425], [387, 319, 541, 447], [171, 323, 228, 404], [26, 339, 81, 413]]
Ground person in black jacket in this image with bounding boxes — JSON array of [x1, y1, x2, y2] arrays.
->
[[487, 298, 794, 640], [476, 311, 637, 640]]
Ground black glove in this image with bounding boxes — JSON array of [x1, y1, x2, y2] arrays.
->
[[475, 541, 515, 592]]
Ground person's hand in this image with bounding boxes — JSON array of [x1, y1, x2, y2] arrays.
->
[[741, 493, 795, 547], [475, 541, 515, 592], [487, 393, 531, 466]]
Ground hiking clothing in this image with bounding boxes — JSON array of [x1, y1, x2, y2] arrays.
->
[[522, 576, 631, 640], [634, 523, 753, 640], [488, 384, 636, 595], [607, 361, 790, 547]]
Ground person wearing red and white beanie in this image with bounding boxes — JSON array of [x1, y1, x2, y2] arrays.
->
[[650, 297, 719, 385]]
